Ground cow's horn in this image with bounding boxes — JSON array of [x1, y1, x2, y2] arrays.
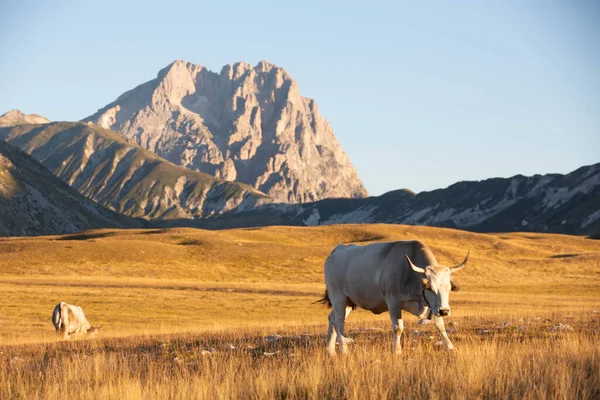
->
[[405, 254, 425, 274], [450, 251, 470, 272]]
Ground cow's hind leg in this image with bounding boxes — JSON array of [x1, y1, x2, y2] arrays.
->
[[326, 311, 337, 356], [327, 306, 354, 356], [331, 298, 349, 354], [389, 307, 404, 355], [342, 306, 354, 344]]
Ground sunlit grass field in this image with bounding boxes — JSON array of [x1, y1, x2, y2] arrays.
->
[[1, 224, 599, 398]]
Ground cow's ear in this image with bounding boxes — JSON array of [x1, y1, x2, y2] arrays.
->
[[451, 279, 460, 292], [421, 278, 430, 289]]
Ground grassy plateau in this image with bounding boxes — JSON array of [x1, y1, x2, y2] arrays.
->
[[0, 224, 598, 399]]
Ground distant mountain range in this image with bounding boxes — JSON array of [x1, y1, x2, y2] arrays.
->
[[0, 121, 270, 220], [0, 109, 49, 127], [186, 163, 600, 236], [84, 60, 367, 203], [0, 140, 144, 236], [0, 59, 598, 237]]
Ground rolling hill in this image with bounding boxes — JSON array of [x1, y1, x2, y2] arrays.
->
[[0, 140, 144, 236], [0, 121, 271, 220], [1, 223, 598, 337]]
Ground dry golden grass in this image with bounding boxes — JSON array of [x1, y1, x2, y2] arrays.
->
[[1, 224, 599, 398], [1, 313, 598, 399]]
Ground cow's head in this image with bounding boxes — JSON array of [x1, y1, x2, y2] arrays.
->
[[87, 325, 103, 336], [405, 251, 469, 318]]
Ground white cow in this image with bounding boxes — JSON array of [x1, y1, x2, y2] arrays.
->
[[318, 240, 468, 355], [52, 302, 102, 340]]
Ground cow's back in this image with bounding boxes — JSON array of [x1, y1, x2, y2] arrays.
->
[[324, 242, 396, 278], [324, 240, 437, 311], [324, 242, 407, 311], [62, 303, 84, 331], [73, 306, 85, 321], [325, 240, 431, 277]]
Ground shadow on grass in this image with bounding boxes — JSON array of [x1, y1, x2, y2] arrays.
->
[[351, 235, 385, 243], [139, 229, 170, 235], [56, 231, 118, 241], [177, 239, 203, 246], [549, 253, 579, 259]]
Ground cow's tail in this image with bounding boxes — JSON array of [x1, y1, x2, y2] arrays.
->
[[313, 290, 332, 308], [52, 303, 62, 332]]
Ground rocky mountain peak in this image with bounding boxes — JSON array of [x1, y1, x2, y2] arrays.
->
[[85, 60, 367, 203], [255, 60, 275, 71]]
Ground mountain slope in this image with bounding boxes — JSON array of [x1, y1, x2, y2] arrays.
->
[[0, 140, 145, 236], [0, 122, 270, 220], [0, 110, 49, 127], [188, 164, 600, 235], [84, 60, 367, 203]]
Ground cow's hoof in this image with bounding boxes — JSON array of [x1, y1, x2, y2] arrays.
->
[[341, 336, 355, 345]]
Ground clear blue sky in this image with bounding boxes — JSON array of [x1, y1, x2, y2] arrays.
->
[[1, 1, 598, 195]]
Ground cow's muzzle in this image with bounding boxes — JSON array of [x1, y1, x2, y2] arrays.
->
[[438, 308, 450, 317]]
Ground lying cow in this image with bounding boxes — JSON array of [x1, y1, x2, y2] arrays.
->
[[52, 302, 102, 340], [318, 240, 468, 355]]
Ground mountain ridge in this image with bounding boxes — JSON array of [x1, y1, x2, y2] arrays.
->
[[0, 110, 50, 127], [178, 162, 600, 236]]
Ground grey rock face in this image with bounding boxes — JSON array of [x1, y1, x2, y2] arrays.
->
[[85, 60, 367, 203]]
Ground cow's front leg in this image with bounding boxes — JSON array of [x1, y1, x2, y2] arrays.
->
[[403, 300, 430, 324], [389, 307, 404, 355], [433, 316, 454, 351]]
